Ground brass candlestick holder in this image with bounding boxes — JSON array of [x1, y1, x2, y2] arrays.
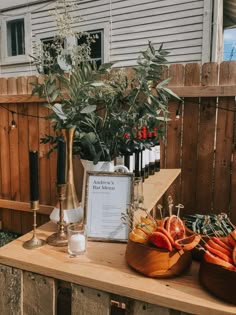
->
[[47, 184, 68, 246], [23, 200, 46, 249]]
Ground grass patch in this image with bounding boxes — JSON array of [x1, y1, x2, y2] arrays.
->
[[0, 231, 21, 247]]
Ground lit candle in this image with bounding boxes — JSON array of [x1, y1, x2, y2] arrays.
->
[[69, 234, 86, 253], [57, 138, 66, 185], [29, 151, 39, 201]]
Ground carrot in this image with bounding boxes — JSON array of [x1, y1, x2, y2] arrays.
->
[[205, 243, 234, 264], [212, 237, 233, 252], [208, 239, 232, 257], [233, 246, 236, 266], [228, 234, 236, 248], [204, 251, 236, 271]]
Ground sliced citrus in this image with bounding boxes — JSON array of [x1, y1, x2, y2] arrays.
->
[[204, 251, 236, 271], [161, 216, 169, 229], [205, 243, 233, 264], [136, 223, 155, 234], [140, 216, 157, 227], [148, 231, 173, 251], [165, 215, 186, 241], [207, 239, 232, 257], [129, 229, 148, 244], [174, 234, 201, 250], [155, 227, 175, 245]]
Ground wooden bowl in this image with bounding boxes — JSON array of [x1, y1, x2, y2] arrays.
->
[[199, 259, 236, 305], [125, 240, 192, 278]]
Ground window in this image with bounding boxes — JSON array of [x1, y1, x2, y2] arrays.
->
[[1, 13, 30, 64], [77, 30, 103, 67], [7, 19, 25, 57]]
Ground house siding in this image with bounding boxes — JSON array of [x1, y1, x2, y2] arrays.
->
[[0, 0, 212, 77]]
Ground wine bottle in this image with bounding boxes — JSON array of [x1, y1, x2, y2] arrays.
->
[[141, 126, 147, 181], [153, 128, 160, 172], [134, 129, 142, 178], [147, 131, 155, 176], [119, 133, 134, 172]]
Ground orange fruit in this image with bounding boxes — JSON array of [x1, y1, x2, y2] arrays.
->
[[129, 228, 148, 244], [148, 231, 173, 251], [205, 243, 233, 264], [136, 223, 155, 234], [174, 234, 201, 250], [140, 216, 157, 227], [207, 239, 232, 257], [161, 216, 169, 229], [204, 251, 236, 271], [165, 215, 186, 241], [155, 227, 175, 245]]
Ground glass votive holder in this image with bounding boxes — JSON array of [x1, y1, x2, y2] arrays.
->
[[67, 223, 87, 257], [133, 177, 144, 209]]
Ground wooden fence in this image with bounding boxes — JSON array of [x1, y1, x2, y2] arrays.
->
[[0, 61, 236, 234]]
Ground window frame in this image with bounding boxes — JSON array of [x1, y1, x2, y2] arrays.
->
[[1, 13, 31, 64], [74, 22, 110, 64], [33, 22, 109, 70]]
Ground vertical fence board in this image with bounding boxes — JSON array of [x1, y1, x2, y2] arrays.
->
[[21, 212, 34, 234], [165, 64, 184, 204], [195, 63, 218, 213], [181, 64, 200, 212], [214, 62, 235, 214], [227, 63, 236, 224], [17, 77, 29, 202], [8, 103, 20, 200], [1, 208, 12, 230], [8, 78, 20, 201], [72, 284, 110, 315], [18, 103, 29, 201], [23, 272, 56, 315], [0, 78, 11, 200], [0, 264, 22, 315], [38, 105, 51, 205]]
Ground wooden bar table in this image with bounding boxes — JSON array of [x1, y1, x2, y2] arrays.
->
[[0, 169, 235, 315]]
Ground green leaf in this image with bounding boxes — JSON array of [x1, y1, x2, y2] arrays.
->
[[156, 77, 172, 88], [49, 90, 60, 103], [162, 87, 182, 101], [80, 105, 97, 114]]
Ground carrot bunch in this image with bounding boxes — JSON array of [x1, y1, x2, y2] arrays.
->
[[204, 230, 236, 271]]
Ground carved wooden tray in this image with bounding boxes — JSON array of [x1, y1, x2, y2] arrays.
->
[[125, 240, 192, 278]]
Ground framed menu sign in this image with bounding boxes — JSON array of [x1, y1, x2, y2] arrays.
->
[[84, 172, 133, 242]]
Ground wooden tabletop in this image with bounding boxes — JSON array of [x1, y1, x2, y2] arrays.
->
[[0, 221, 235, 315]]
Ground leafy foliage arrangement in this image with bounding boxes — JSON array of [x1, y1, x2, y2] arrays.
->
[[31, 0, 180, 163]]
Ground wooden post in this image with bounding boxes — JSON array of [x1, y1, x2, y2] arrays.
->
[[23, 271, 56, 315], [71, 284, 110, 315], [0, 264, 22, 315]]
